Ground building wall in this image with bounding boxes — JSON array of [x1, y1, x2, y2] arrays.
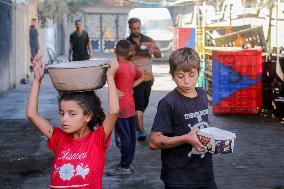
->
[[0, 1, 13, 92], [0, 0, 35, 93], [14, 3, 31, 89]]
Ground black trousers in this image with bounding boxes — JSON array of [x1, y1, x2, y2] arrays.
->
[[115, 117, 136, 168]]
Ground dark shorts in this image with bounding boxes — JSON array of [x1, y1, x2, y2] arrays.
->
[[133, 81, 153, 112]]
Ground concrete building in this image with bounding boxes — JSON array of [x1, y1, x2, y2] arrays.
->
[[0, 0, 37, 93]]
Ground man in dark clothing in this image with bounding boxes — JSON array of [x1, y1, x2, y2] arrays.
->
[[126, 17, 161, 141], [68, 19, 93, 62], [29, 18, 39, 62]]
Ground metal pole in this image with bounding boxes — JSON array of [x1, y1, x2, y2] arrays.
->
[[217, 0, 219, 23], [202, 0, 206, 60], [100, 14, 103, 52], [276, 0, 284, 81], [229, 4, 232, 26], [243, 0, 246, 25], [276, 0, 279, 51]]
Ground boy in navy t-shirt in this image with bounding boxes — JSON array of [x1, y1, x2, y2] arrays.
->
[[149, 48, 217, 189]]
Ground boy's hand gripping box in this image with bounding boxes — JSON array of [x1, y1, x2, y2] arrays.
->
[[197, 127, 236, 154]]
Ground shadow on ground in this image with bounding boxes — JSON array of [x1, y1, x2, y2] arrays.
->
[[0, 120, 53, 189], [0, 65, 284, 188]]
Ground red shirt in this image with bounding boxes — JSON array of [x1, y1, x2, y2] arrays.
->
[[115, 60, 142, 118], [47, 125, 110, 189]]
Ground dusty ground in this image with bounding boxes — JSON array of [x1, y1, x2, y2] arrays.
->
[[0, 60, 284, 189], [0, 120, 53, 189]]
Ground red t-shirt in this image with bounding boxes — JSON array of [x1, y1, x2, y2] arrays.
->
[[115, 60, 142, 118], [47, 125, 110, 189]]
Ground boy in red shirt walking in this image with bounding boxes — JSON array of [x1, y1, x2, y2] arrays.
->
[[106, 40, 144, 176]]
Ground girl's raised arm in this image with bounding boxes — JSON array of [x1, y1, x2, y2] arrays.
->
[[103, 60, 119, 142], [26, 54, 54, 139]]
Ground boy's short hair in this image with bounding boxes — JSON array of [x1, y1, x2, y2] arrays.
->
[[169, 48, 200, 75], [128, 17, 141, 27], [115, 40, 131, 58], [31, 18, 37, 21]]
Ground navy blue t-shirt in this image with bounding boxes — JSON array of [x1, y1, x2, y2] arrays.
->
[[151, 88, 215, 187]]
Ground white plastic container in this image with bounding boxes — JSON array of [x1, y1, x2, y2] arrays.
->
[[47, 59, 108, 92], [197, 127, 236, 154]]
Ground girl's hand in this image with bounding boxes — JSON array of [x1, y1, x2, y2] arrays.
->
[[106, 59, 119, 78], [32, 54, 45, 82], [184, 129, 206, 152]]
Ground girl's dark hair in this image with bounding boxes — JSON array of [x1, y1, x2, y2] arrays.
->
[[58, 91, 105, 130], [169, 48, 200, 75]]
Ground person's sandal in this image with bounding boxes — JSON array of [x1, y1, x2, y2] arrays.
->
[[106, 165, 131, 176], [137, 131, 146, 141]]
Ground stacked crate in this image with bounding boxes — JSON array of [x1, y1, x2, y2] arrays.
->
[[205, 47, 262, 114], [172, 27, 205, 88], [172, 27, 195, 50]]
